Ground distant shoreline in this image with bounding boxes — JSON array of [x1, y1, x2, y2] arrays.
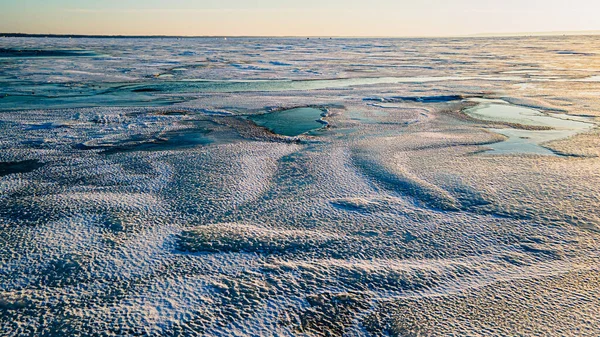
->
[[1, 32, 600, 39], [0, 33, 237, 39]]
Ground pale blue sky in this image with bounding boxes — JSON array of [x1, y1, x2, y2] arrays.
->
[[1, 0, 599, 36]]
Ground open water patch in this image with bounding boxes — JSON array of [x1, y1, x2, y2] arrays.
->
[[248, 107, 327, 137], [463, 99, 595, 155]]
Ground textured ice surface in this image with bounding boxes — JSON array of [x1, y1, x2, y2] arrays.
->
[[0, 36, 599, 336]]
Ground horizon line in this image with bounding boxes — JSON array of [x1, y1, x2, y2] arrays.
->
[[2, 30, 600, 39]]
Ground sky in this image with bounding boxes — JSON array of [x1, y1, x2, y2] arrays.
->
[[1, 0, 600, 37]]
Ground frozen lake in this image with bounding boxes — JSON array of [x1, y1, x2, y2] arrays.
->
[[0, 36, 599, 336]]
